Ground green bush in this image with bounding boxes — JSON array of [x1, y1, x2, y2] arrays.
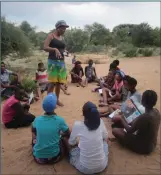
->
[[138, 48, 144, 54], [142, 48, 153, 57], [84, 45, 105, 53], [21, 78, 37, 93], [111, 48, 119, 56], [123, 47, 138, 57], [117, 43, 134, 52]]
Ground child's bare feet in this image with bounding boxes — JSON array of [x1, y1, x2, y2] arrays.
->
[[64, 91, 71, 95], [57, 100, 64, 107], [35, 96, 40, 101]]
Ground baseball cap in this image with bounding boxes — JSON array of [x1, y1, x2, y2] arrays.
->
[[55, 20, 69, 29], [42, 93, 57, 113]]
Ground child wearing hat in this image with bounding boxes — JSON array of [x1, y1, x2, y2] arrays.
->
[[31, 93, 70, 164]]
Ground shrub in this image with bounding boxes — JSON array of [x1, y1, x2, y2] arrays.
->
[[138, 48, 144, 54], [84, 45, 105, 53], [21, 78, 37, 93], [142, 48, 153, 57], [111, 48, 119, 56], [123, 47, 138, 57]]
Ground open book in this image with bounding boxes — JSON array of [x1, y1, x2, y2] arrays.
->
[[109, 96, 145, 124]]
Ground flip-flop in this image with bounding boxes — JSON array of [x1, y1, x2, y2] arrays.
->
[[57, 101, 64, 107]]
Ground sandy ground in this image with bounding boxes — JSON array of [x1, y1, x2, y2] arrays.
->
[[1, 56, 160, 175]]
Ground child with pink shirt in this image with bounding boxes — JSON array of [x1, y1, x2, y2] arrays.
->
[[2, 87, 35, 128]]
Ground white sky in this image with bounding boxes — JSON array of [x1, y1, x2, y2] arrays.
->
[[1, 2, 160, 32]]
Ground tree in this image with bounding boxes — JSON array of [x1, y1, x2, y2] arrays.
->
[[131, 23, 154, 47], [64, 28, 89, 52], [1, 17, 31, 58], [84, 22, 112, 45], [20, 21, 35, 36]]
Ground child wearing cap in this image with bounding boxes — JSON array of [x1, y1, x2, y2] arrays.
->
[[68, 102, 109, 174], [31, 93, 70, 164]]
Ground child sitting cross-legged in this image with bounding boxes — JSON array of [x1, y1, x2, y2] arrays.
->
[[32, 93, 70, 164]]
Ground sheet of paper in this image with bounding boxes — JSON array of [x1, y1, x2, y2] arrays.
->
[[109, 109, 121, 118], [29, 92, 34, 104], [98, 89, 103, 94]]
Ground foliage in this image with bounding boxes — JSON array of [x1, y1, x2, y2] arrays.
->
[[142, 49, 153, 57], [1, 16, 160, 59], [123, 47, 138, 57], [1, 17, 32, 58], [21, 78, 37, 93]]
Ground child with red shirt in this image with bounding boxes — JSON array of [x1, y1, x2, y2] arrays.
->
[[2, 87, 35, 128]]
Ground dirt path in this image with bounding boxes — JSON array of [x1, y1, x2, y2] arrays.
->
[[1, 56, 160, 174]]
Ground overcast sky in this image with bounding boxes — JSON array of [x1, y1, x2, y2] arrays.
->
[[1, 2, 160, 32]]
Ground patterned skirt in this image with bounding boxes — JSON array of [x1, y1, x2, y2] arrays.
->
[[48, 59, 67, 84]]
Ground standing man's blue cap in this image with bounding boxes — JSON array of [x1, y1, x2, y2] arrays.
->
[[42, 93, 57, 113]]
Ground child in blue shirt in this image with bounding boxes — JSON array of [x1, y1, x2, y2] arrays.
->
[[32, 93, 70, 164]]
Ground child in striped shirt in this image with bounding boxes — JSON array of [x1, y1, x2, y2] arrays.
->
[[35, 62, 48, 94]]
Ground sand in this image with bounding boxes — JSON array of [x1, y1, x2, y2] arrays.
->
[[1, 56, 160, 175]]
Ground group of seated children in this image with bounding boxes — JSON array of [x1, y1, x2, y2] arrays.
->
[[2, 59, 161, 174], [70, 59, 98, 87], [96, 59, 161, 155]]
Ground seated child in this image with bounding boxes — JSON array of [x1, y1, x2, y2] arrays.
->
[[84, 59, 98, 86], [112, 90, 161, 154], [69, 102, 109, 174], [99, 76, 141, 117], [92, 62, 118, 92], [2, 87, 35, 129], [32, 93, 70, 164], [99, 70, 127, 106], [1, 62, 19, 99], [112, 59, 120, 70], [70, 61, 85, 87]]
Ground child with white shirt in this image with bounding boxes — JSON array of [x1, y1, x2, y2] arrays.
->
[[68, 101, 109, 174]]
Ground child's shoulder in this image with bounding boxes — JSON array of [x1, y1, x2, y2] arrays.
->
[[35, 115, 45, 120], [55, 115, 66, 121]]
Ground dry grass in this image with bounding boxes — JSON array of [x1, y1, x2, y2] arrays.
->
[[5, 51, 112, 73]]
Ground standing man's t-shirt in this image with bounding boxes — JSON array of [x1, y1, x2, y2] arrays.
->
[[33, 115, 69, 158]]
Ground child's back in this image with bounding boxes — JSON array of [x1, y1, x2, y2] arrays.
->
[[33, 114, 68, 158]]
